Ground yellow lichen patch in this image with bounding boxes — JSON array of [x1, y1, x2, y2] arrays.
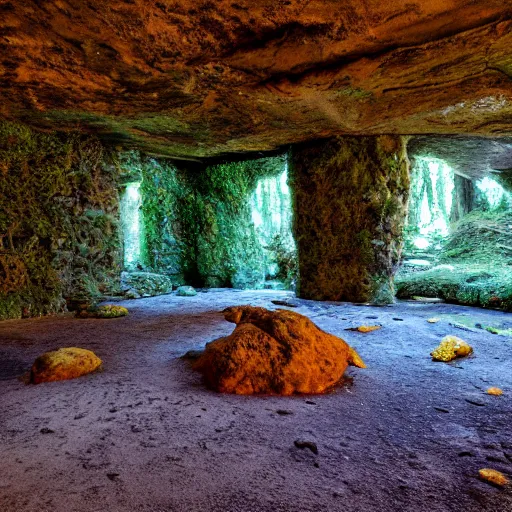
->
[[487, 387, 503, 396], [30, 347, 102, 384], [77, 305, 129, 319], [95, 305, 129, 318], [357, 325, 381, 333], [431, 335, 473, 362], [479, 468, 509, 487], [427, 318, 440, 324]]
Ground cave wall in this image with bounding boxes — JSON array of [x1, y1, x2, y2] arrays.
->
[[137, 153, 287, 289], [0, 122, 122, 320], [290, 135, 410, 304]]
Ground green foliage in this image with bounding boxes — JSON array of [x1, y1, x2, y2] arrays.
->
[[264, 234, 297, 288], [440, 210, 512, 266], [0, 121, 122, 320], [139, 154, 286, 288]]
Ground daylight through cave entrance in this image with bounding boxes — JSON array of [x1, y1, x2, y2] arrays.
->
[[250, 163, 296, 289], [397, 150, 512, 313], [120, 181, 145, 271]]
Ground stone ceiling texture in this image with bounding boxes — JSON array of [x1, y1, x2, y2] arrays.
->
[[1, 0, 511, 159], [408, 136, 512, 181]]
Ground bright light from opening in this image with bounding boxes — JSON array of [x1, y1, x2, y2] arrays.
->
[[416, 157, 454, 239], [250, 163, 295, 278], [476, 177, 506, 209], [413, 237, 430, 250], [121, 182, 143, 269]]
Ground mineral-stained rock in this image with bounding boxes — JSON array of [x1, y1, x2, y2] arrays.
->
[[192, 306, 365, 395], [30, 347, 102, 384], [1, 1, 511, 159], [431, 335, 473, 362], [478, 468, 509, 487]]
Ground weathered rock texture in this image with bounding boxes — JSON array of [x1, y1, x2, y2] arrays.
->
[[193, 306, 365, 395], [1, 1, 511, 159], [290, 135, 410, 303], [0, 121, 122, 321], [30, 347, 102, 384]]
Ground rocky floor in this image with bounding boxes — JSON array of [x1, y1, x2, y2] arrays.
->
[[0, 290, 511, 512]]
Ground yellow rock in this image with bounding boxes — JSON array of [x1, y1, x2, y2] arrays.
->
[[427, 318, 440, 324], [487, 387, 503, 396], [431, 335, 473, 362], [95, 305, 129, 318], [76, 304, 128, 319], [31, 347, 102, 384], [357, 325, 381, 333], [479, 468, 509, 487], [193, 306, 365, 395]]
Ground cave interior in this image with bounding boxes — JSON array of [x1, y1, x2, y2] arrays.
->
[[1, 1, 512, 511]]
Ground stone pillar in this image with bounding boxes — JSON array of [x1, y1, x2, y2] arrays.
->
[[289, 135, 410, 304]]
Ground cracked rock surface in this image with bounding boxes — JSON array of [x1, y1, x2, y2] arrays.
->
[[1, 1, 511, 158]]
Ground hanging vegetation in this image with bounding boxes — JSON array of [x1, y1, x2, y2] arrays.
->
[[0, 122, 122, 320]]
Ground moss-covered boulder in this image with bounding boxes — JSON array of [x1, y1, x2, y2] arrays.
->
[[76, 304, 128, 318], [30, 347, 102, 384], [176, 285, 197, 297], [120, 271, 175, 298], [192, 306, 365, 395], [396, 264, 512, 311], [289, 135, 410, 304]]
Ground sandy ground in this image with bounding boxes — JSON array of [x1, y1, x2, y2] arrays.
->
[[0, 289, 511, 512]]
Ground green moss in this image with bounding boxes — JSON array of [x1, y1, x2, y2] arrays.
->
[[290, 136, 410, 303], [0, 121, 122, 320], [396, 264, 512, 312], [138, 153, 287, 289]]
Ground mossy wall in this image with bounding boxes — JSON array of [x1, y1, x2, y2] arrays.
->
[[137, 153, 287, 288], [289, 135, 410, 303], [0, 122, 122, 320]]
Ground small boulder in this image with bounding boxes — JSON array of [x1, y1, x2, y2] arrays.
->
[[76, 305, 128, 319], [479, 468, 509, 487], [192, 306, 365, 395], [31, 347, 102, 384], [431, 335, 473, 362], [176, 286, 197, 297]]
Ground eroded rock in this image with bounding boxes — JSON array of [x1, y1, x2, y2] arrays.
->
[[431, 335, 473, 362], [192, 306, 365, 395], [30, 347, 102, 384]]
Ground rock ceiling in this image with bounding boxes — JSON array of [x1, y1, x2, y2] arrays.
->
[[1, 0, 511, 160]]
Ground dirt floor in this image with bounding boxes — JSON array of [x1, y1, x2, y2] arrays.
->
[[1, 289, 511, 512]]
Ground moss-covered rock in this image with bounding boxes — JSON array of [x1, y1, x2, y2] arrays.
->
[[120, 271, 175, 298], [76, 304, 128, 318], [396, 264, 512, 311], [176, 285, 197, 296], [289, 136, 410, 303], [138, 152, 287, 289], [30, 347, 102, 384], [0, 121, 122, 320]]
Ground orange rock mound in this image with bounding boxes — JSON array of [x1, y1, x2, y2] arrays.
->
[[31, 347, 102, 384], [193, 306, 365, 395]]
